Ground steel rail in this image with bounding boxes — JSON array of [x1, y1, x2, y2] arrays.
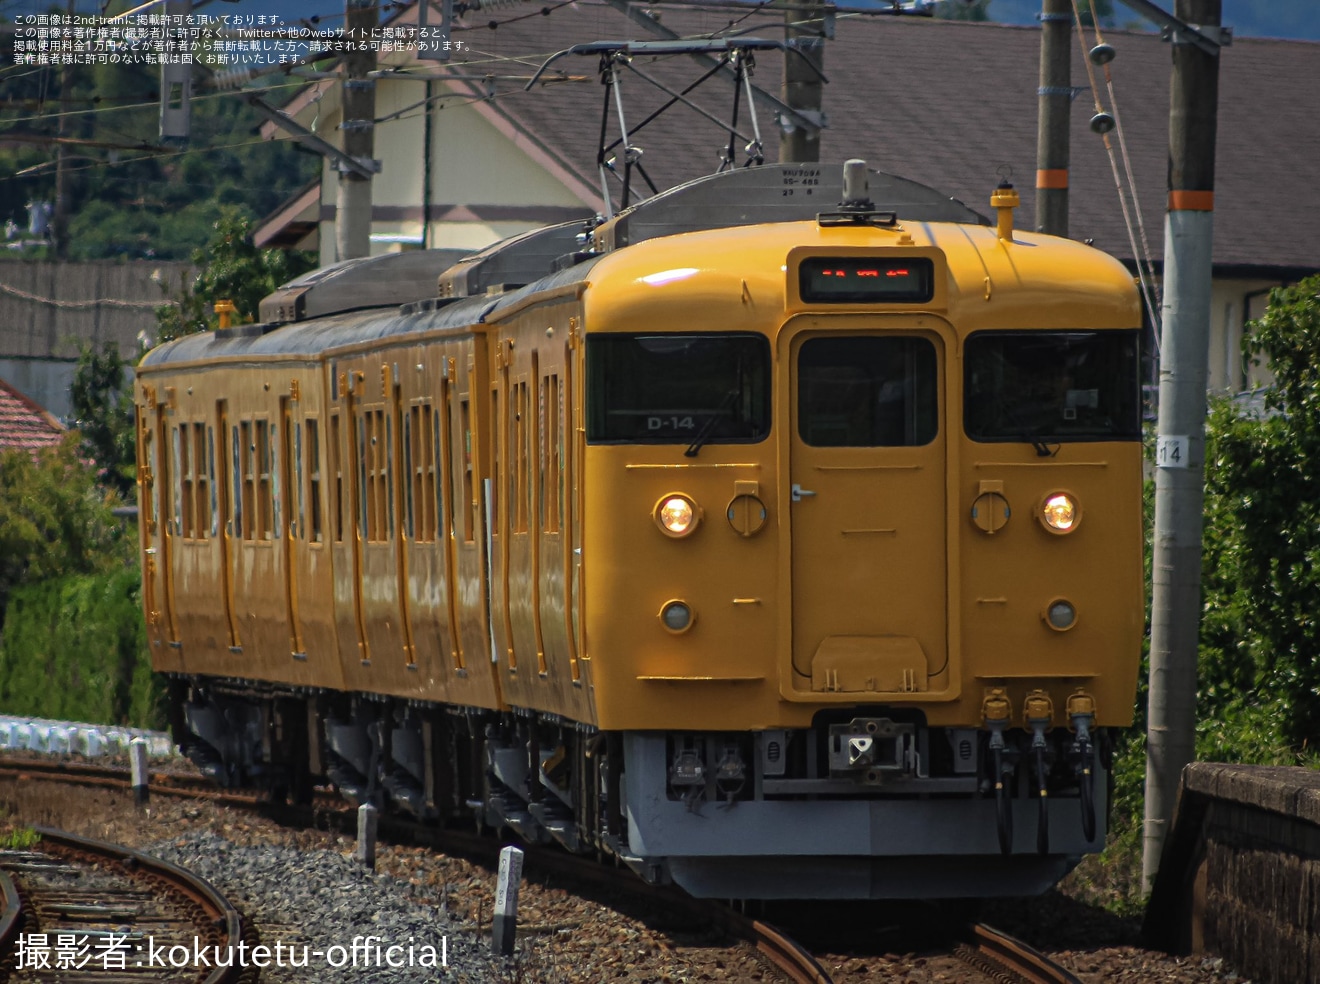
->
[[31, 827, 245, 984], [968, 922, 1083, 984], [0, 867, 21, 973], [747, 917, 834, 984]]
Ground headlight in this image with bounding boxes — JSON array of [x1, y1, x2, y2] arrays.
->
[[1044, 598, 1077, 631], [1039, 491, 1080, 533], [659, 600, 694, 633], [655, 493, 700, 537]]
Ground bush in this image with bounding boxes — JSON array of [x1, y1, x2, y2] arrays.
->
[[0, 568, 164, 729]]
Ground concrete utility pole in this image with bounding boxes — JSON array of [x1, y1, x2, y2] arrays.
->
[[1143, 0, 1222, 893], [50, 0, 75, 258], [1035, 0, 1072, 236], [336, 0, 379, 262], [780, 0, 826, 163]]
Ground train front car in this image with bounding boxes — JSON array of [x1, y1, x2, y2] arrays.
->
[[581, 170, 1143, 898]]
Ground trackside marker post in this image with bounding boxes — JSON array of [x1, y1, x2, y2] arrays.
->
[[491, 845, 525, 957], [356, 802, 378, 869], [129, 738, 149, 806]]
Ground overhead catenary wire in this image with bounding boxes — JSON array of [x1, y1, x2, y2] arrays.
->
[[1068, 0, 1162, 342]]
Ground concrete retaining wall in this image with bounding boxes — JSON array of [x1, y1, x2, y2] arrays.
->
[[1145, 763, 1320, 984]]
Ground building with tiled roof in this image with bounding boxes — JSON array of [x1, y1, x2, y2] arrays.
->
[[255, 4, 1320, 392], [0, 376, 65, 456]]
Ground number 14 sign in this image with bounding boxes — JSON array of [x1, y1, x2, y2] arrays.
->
[[1156, 435, 1190, 469]]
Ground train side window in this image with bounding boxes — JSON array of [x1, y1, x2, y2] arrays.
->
[[538, 373, 548, 532], [191, 422, 209, 540], [431, 403, 445, 538], [545, 373, 561, 533], [404, 407, 416, 540], [206, 426, 217, 538], [461, 397, 474, 543], [232, 425, 244, 539], [329, 412, 343, 543], [306, 417, 322, 542], [385, 412, 395, 539], [258, 422, 274, 539], [513, 382, 528, 534], [293, 419, 304, 540], [412, 403, 436, 542], [797, 336, 938, 447], [174, 425, 189, 538], [357, 413, 369, 541]]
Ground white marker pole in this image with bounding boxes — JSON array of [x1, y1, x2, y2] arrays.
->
[[129, 737, 150, 806], [491, 845, 525, 957], [356, 802, 378, 869]]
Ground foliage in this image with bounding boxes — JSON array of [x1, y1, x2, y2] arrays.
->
[[71, 342, 138, 499], [0, 827, 40, 851], [0, 435, 133, 620], [936, 0, 991, 21], [0, 34, 316, 260], [154, 207, 315, 343], [1196, 274, 1320, 750], [0, 567, 163, 729]]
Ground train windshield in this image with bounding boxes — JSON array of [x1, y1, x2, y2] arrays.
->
[[586, 333, 771, 445], [964, 330, 1141, 442]]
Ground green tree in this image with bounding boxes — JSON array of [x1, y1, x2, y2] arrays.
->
[[155, 207, 315, 343], [936, 0, 992, 21], [71, 342, 137, 498], [1198, 273, 1320, 750], [0, 435, 132, 619]]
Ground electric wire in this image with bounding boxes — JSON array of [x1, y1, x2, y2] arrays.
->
[[1087, 14, 1162, 334], [1069, 0, 1162, 345]]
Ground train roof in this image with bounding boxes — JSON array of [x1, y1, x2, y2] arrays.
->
[[138, 162, 1131, 371]]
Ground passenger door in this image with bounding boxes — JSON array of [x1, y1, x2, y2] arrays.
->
[[786, 325, 949, 695]]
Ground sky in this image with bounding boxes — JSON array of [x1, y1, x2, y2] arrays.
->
[[2, 0, 1318, 42]]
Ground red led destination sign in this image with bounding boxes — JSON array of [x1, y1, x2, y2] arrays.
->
[[799, 257, 934, 303]]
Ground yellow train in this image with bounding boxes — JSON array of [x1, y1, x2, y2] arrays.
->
[[135, 162, 1143, 898]]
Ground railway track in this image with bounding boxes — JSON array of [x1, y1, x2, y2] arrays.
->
[[0, 754, 1084, 984], [0, 826, 245, 984]]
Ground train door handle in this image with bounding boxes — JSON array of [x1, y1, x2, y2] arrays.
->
[[791, 484, 816, 502]]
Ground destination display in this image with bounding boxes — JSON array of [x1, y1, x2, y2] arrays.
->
[[799, 257, 934, 303]]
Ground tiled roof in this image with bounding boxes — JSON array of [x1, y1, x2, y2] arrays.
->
[[0, 377, 65, 455], [433, 6, 1320, 274]]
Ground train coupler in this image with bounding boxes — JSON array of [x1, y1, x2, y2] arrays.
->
[[826, 717, 917, 783]]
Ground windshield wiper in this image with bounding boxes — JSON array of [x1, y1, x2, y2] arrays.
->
[[1030, 436, 1060, 457], [684, 389, 739, 458]]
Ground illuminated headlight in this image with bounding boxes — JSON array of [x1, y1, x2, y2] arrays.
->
[[660, 600, 694, 633], [1045, 599, 1077, 631], [1040, 492, 1080, 533], [655, 493, 700, 537]]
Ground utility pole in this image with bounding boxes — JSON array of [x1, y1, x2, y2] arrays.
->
[[1035, 0, 1071, 236], [1143, 0, 1222, 892], [336, 0, 379, 261], [779, 0, 826, 163], [50, 0, 75, 258]]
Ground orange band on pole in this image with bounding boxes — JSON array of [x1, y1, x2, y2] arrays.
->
[[1168, 190, 1214, 211], [1036, 169, 1069, 189]]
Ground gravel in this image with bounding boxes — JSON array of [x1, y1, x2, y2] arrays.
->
[[0, 770, 1256, 983], [147, 830, 498, 983]]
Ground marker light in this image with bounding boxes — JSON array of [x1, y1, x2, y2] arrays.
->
[[660, 600, 694, 633], [655, 493, 700, 537], [1045, 599, 1078, 631], [1040, 492, 1080, 533]]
